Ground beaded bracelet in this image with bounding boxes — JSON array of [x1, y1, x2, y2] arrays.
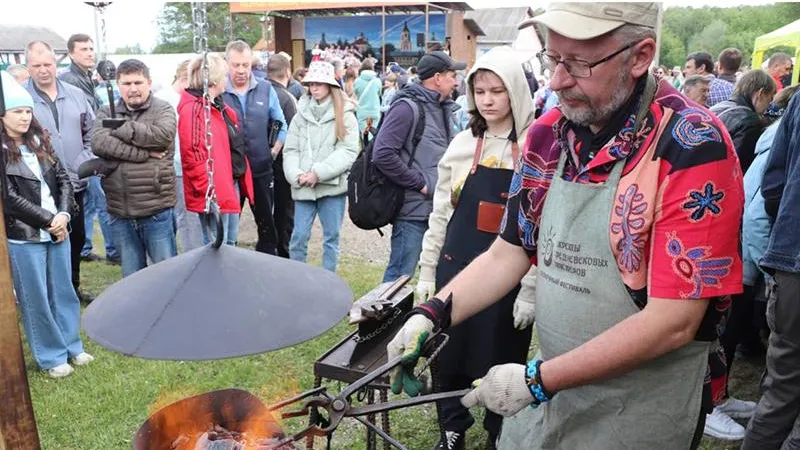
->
[[525, 359, 553, 407]]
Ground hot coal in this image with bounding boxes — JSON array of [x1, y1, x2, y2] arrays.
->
[[169, 425, 295, 450]]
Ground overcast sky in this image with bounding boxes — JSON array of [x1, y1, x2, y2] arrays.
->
[[0, 0, 781, 52]]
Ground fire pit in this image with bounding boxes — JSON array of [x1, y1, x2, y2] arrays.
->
[[122, 278, 468, 450], [133, 389, 291, 450]]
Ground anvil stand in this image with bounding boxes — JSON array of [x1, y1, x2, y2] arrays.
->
[[307, 277, 414, 450]]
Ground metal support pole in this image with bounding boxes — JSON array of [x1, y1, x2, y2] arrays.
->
[[0, 191, 41, 450], [229, 12, 235, 42], [654, 3, 663, 66], [381, 6, 386, 71], [425, 4, 430, 53]]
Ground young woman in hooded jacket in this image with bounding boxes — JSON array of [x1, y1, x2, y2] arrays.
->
[[414, 47, 537, 450], [282, 61, 359, 272], [1, 71, 93, 378], [178, 54, 254, 247]]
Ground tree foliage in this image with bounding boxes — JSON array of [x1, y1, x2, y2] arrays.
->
[[659, 3, 800, 70], [153, 3, 263, 54], [114, 44, 145, 55]]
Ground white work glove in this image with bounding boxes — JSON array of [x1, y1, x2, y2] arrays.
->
[[513, 290, 535, 330], [513, 269, 536, 329], [461, 363, 533, 417], [386, 314, 435, 397], [415, 280, 436, 303]]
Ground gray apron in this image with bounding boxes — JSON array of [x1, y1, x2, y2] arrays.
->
[[498, 147, 709, 449]]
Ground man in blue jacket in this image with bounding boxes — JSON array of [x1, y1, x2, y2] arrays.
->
[[223, 41, 287, 255], [744, 90, 800, 449]]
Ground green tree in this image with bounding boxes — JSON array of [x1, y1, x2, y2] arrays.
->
[[660, 4, 799, 69], [687, 20, 730, 58], [659, 29, 686, 71], [114, 43, 145, 55], [153, 3, 263, 54]]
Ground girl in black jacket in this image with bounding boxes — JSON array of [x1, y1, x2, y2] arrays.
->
[[2, 72, 92, 378]]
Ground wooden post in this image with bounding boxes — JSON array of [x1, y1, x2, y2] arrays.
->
[[0, 194, 41, 449]]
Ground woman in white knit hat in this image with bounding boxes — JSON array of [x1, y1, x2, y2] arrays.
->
[[282, 61, 359, 272], [1, 71, 93, 378]]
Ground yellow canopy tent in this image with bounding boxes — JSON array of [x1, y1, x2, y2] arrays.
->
[[752, 19, 800, 85]]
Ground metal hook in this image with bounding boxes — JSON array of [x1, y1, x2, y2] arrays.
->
[[204, 202, 224, 249]]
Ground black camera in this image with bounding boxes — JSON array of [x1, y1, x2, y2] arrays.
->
[[96, 59, 116, 82], [96, 59, 125, 129]]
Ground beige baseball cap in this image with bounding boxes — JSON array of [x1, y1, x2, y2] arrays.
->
[[518, 2, 659, 41]]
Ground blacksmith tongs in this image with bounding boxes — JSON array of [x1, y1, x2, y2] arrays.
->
[[265, 334, 472, 450]]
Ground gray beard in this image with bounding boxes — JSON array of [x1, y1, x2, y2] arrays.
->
[[557, 69, 633, 128]]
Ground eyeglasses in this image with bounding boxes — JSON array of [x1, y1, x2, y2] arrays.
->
[[536, 43, 635, 79]]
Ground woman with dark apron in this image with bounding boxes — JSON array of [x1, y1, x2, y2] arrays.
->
[[415, 47, 537, 450]]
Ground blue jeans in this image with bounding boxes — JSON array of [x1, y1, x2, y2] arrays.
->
[[198, 182, 239, 247], [110, 208, 178, 277], [199, 212, 240, 246], [81, 176, 118, 258], [8, 239, 84, 370], [175, 175, 204, 252], [290, 194, 346, 272], [383, 219, 428, 283]]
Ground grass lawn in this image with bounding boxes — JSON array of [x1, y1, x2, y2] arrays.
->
[[19, 248, 763, 449]]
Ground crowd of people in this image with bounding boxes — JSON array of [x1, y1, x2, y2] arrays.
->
[[2, 3, 800, 449]]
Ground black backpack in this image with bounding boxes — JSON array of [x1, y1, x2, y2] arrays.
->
[[348, 96, 426, 234]]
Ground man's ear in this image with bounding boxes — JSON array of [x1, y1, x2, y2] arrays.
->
[[629, 38, 657, 79]]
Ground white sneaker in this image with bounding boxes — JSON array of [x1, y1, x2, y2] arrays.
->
[[716, 397, 757, 420], [704, 408, 746, 441], [47, 363, 74, 378], [71, 352, 94, 366]]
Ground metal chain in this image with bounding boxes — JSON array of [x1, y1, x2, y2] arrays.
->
[[97, 4, 108, 59], [353, 308, 402, 344], [86, 2, 111, 59], [191, 2, 216, 214]]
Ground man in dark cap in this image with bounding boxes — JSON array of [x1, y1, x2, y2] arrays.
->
[[373, 51, 465, 283]]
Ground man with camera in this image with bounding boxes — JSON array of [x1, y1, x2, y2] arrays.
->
[[90, 59, 178, 277], [24, 41, 96, 302], [223, 40, 288, 255]]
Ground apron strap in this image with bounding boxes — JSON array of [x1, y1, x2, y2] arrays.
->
[[471, 136, 484, 175], [511, 141, 520, 171]]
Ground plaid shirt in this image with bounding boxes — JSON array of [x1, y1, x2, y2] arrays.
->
[[707, 77, 735, 107]]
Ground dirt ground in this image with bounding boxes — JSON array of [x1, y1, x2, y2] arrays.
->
[[237, 205, 391, 266]]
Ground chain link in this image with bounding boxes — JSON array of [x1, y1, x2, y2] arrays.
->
[[99, 6, 108, 59], [191, 2, 216, 214], [353, 308, 402, 344]]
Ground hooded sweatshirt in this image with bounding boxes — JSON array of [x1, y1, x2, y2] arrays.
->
[[353, 69, 382, 132], [418, 46, 537, 287]]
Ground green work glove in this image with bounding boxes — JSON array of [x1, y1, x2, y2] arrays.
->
[[386, 314, 434, 396]]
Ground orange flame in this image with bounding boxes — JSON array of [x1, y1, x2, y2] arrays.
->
[[134, 389, 288, 449]]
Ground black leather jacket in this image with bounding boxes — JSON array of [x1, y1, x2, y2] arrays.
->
[[4, 146, 74, 242]]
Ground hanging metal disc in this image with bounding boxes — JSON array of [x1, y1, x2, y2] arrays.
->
[[82, 244, 354, 360]]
